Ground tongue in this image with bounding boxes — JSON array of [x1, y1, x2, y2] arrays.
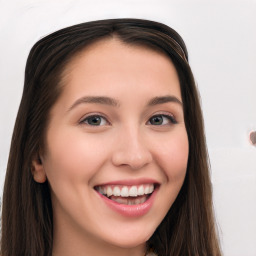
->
[[109, 195, 148, 205]]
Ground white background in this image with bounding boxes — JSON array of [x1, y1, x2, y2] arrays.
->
[[0, 0, 255, 255]]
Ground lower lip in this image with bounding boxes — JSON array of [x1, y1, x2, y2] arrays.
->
[[96, 187, 158, 217]]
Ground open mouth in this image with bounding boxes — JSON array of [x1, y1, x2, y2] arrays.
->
[[94, 184, 156, 205]]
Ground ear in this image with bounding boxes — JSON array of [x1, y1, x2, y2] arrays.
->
[[31, 154, 47, 183]]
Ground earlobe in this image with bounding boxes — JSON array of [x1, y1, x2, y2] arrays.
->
[[31, 154, 47, 183]]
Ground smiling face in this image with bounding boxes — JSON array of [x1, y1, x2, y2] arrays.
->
[[33, 38, 189, 256]]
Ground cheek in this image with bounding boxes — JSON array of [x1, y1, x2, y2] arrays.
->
[[153, 128, 189, 180], [43, 128, 110, 184]]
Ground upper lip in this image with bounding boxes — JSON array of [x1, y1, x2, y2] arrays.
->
[[94, 178, 160, 187]]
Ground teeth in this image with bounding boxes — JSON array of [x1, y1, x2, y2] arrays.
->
[[113, 186, 121, 196], [96, 184, 155, 198], [98, 186, 104, 195], [114, 197, 127, 204], [106, 186, 113, 197], [137, 185, 144, 196], [110, 195, 148, 205], [129, 186, 137, 197], [149, 184, 154, 193], [120, 186, 129, 197]]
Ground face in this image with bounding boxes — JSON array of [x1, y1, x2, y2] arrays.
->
[[34, 39, 189, 254]]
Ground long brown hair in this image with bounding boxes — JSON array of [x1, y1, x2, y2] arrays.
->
[[1, 19, 222, 256]]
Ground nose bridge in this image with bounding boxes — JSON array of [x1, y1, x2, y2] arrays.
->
[[111, 123, 152, 170]]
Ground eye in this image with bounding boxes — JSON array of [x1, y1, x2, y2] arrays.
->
[[148, 114, 177, 126], [80, 115, 109, 126]]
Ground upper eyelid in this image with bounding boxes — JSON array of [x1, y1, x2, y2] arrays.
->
[[147, 113, 177, 124], [148, 111, 176, 120], [79, 113, 110, 124], [78, 111, 177, 124]]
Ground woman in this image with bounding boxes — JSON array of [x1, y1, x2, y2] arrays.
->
[[1, 19, 222, 256]]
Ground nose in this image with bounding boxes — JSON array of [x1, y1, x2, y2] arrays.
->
[[111, 128, 153, 170]]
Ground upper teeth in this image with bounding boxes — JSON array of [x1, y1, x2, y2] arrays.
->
[[96, 184, 154, 197]]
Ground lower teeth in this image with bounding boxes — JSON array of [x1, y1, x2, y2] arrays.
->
[[109, 195, 148, 205]]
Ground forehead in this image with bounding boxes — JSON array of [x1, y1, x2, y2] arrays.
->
[[59, 38, 182, 104]]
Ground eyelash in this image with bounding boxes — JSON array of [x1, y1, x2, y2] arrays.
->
[[79, 114, 110, 126], [147, 114, 177, 126], [79, 113, 177, 126]]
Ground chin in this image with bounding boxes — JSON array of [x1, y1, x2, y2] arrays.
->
[[101, 224, 156, 249]]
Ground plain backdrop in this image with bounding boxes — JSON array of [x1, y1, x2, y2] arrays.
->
[[0, 0, 255, 255]]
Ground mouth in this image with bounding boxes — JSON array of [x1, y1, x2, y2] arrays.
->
[[94, 183, 156, 205]]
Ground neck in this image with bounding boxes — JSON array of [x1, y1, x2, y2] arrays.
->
[[52, 240, 146, 256]]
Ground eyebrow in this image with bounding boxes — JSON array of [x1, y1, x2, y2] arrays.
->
[[147, 95, 183, 106], [68, 96, 120, 111], [68, 95, 182, 112]]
